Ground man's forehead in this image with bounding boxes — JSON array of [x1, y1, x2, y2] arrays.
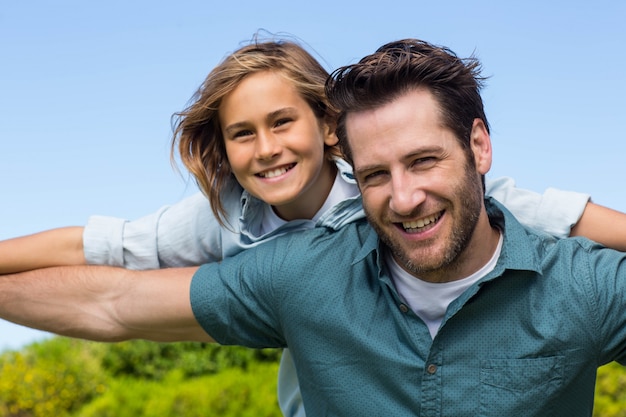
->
[[345, 88, 441, 124], [346, 93, 445, 138]]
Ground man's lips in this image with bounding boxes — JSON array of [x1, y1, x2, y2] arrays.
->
[[399, 210, 444, 233], [256, 163, 296, 179]]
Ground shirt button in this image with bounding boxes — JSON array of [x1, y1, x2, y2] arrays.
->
[[399, 304, 409, 313], [427, 364, 438, 374]]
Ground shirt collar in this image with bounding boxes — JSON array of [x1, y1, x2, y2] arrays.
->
[[485, 197, 544, 279], [238, 157, 359, 235], [334, 157, 357, 184]]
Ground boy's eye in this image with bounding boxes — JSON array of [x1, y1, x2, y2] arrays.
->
[[274, 118, 292, 128], [233, 129, 253, 139]]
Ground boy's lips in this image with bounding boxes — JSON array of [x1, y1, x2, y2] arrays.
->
[[256, 163, 297, 179]]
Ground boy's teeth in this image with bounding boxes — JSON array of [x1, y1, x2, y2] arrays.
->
[[261, 167, 288, 178], [403, 213, 440, 230]]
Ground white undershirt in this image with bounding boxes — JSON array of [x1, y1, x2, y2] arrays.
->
[[386, 233, 503, 339], [260, 171, 359, 234]]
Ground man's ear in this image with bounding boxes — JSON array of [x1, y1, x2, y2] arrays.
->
[[470, 118, 492, 175]]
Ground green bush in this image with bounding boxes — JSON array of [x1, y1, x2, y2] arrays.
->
[[0, 337, 283, 417], [74, 363, 281, 417], [0, 338, 106, 417], [594, 361, 626, 417], [101, 340, 281, 379], [6, 336, 625, 416]]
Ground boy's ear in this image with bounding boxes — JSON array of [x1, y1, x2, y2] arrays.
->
[[323, 117, 339, 147]]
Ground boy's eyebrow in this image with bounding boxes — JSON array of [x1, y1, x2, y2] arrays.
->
[[265, 107, 297, 121], [223, 121, 248, 135], [222, 107, 298, 134]]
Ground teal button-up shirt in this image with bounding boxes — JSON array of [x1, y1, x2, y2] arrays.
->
[[191, 198, 626, 416]]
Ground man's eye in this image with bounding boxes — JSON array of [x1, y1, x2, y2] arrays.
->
[[412, 157, 437, 168], [362, 171, 386, 183]]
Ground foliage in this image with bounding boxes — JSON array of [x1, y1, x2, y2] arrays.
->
[[0, 337, 282, 417], [0, 338, 106, 417], [3, 336, 626, 416], [100, 340, 281, 379], [593, 361, 626, 417], [73, 364, 281, 417]]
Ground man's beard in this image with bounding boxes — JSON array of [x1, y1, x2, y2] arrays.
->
[[366, 163, 483, 279]]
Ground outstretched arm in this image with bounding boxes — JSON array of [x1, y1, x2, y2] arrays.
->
[[0, 265, 211, 343], [1, 192, 224, 275], [487, 177, 626, 251], [571, 202, 626, 252], [0, 227, 86, 274]]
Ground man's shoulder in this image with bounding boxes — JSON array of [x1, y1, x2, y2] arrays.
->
[[524, 227, 626, 287], [272, 217, 373, 250]]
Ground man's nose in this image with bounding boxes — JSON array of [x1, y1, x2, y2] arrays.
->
[[388, 173, 426, 215]]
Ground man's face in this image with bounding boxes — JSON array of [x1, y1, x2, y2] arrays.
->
[[346, 88, 493, 283]]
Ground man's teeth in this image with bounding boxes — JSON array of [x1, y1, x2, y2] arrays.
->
[[402, 213, 440, 231], [259, 166, 290, 178]]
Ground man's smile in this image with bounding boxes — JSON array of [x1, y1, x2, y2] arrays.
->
[[400, 210, 443, 233]]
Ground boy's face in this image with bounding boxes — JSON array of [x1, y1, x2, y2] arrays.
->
[[219, 70, 338, 221]]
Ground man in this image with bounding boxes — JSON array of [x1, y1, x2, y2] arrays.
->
[[1, 39, 625, 416]]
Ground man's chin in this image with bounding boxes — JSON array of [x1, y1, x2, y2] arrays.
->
[[392, 247, 448, 277]]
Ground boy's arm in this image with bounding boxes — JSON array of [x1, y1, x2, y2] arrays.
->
[[486, 177, 626, 251], [0, 192, 223, 275], [83, 192, 225, 269], [571, 202, 626, 251], [0, 265, 211, 343], [0, 227, 86, 274]]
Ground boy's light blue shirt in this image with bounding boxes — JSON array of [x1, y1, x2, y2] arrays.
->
[[83, 159, 589, 417], [191, 198, 626, 416], [83, 159, 363, 269]]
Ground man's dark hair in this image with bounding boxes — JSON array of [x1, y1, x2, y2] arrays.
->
[[326, 39, 489, 166]]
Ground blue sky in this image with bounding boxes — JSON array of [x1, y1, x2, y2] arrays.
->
[[1, 0, 624, 351]]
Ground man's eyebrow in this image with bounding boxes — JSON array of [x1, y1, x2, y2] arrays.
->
[[402, 146, 444, 158], [354, 146, 444, 176], [354, 163, 385, 177]]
